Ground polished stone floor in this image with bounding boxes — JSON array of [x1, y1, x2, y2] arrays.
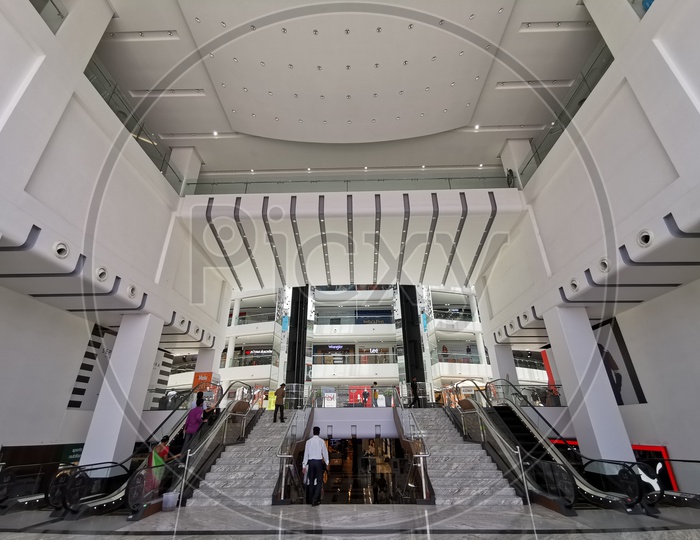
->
[[2, 502, 700, 539]]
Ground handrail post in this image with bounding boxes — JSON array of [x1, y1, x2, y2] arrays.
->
[[181, 450, 192, 504], [419, 456, 427, 500]]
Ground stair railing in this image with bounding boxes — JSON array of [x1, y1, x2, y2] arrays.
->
[[275, 393, 315, 503], [392, 387, 431, 502]]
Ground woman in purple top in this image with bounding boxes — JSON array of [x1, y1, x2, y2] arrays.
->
[[180, 398, 213, 458]]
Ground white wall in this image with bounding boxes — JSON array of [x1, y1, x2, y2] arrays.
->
[[0, 285, 93, 447]]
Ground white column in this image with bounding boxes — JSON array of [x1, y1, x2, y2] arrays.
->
[[584, 0, 640, 59], [468, 289, 487, 365], [543, 306, 634, 462], [499, 139, 532, 189], [195, 347, 221, 378], [484, 336, 520, 385], [225, 297, 242, 367], [80, 313, 164, 470], [169, 147, 202, 196]]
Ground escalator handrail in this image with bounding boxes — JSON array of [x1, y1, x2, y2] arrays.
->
[[391, 387, 430, 458], [482, 379, 644, 507]]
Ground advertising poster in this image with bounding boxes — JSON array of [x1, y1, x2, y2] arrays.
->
[[592, 318, 646, 405], [349, 385, 371, 407]]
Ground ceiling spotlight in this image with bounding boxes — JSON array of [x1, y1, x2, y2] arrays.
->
[[313, 29, 319, 35], [499, 7, 504, 13], [450, 82, 455, 87], [233, 57, 238, 62], [345, 28, 350, 34], [486, 44, 491, 50], [474, 124, 479, 130], [425, 87, 430, 91], [347, 120, 352, 124], [317, 65, 322, 70], [251, 169, 254, 172], [307, 168, 311, 171], [221, 21, 226, 27], [466, 102, 470, 107], [479, 163, 483, 167], [243, 87, 247, 92], [294, 93, 299, 98], [168, 31, 172, 36], [346, 65, 351, 70], [221, 83, 226, 87], [213, 131, 218, 136], [459, 51, 464, 56], [252, 113, 256, 117], [268, 91, 273, 95], [421, 165, 425, 169], [346, 94, 351, 99], [556, 22, 561, 27], [373, 93, 378, 97], [323, 120, 328, 124], [260, 61, 266, 66], [209, 53, 214, 58], [408, 23, 414, 29], [443, 108, 447, 113], [469, 14, 475, 20], [320, 95, 325, 99], [403, 60, 408, 66], [275, 117, 279, 121], [420, 112, 424, 117], [432, 56, 437, 61], [195, 17, 200, 23], [109, 32, 115, 37], [232, 109, 236, 113], [250, 25, 256, 30], [364, 166, 368, 170], [527, 22, 531, 28], [282, 27, 287, 33], [375, 63, 380, 68], [396, 116, 400, 120], [439, 19, 445, 25], [298, 119, 303, 123], [376, 27, 382, 32], [399, 90, 404, 95], [475, 75, 480, 80], [139, 32, 143, 36], [551, 121, 556, 125], [288, 64, 293, 69], [371, 119, 376, 123]]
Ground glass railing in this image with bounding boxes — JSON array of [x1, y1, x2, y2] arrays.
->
[[143, 385, 202, 411], [433, 310, 473, 322], [30, 0, 67, 33], [315, 315, 395, 325], [519, 42, 613, 187], [437, 353, 482, 365], [234, 312, 276, 325], [514, 358, 547, 371], [311, 353, 397, 365], [227, 355, 273, 368], [84, 58, 183, 194], [184, 173, 509, 195], [306, 385, 398, 408]]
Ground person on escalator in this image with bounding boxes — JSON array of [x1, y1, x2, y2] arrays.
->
[[145, 436, 178, 497], [180, 398, 215, 459]]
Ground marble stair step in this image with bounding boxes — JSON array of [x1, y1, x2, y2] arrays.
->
[[188, 496, 272, 507], [427, 467, 502, 477], [433, 479, 511, 493], [204, 473, 279, 484]]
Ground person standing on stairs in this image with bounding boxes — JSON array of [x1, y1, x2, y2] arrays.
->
[[302, 426, 329, 506], [274, 383, 286, 423]]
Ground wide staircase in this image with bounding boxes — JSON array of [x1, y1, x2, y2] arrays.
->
[[188, 410, 292, 507], [410, 408, 523, 507]]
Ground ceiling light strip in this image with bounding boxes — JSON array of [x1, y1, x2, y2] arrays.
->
[[442, 192, 468, 285], [347, 195, 354, 285], [419, 194, 439, 284], [319, 196, 331, 286], [396, 194, 410, 283], [262, 197, 286, 287], [205, 198, 242, 290], [290, 197, 308, 284], [373, 194, 381, 285], [464, 192, 497, 287], [234, 197, 264, 288]]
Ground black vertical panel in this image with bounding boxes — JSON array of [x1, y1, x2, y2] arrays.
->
[[399, 285, 424, 383], [286, 286, 309, 391]]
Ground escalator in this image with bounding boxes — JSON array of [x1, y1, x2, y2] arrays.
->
[[0, 382, 210, 518], [479, 380, 650, 515]]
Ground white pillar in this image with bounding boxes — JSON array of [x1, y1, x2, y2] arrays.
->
[[484, 336, 520, 385], [80, 313, 164, 470], [468, 289, 487, 365], [543, 306, 634, 462], [584, 0, 640, 59], [170, 147, 202, 196], [225, 297, 242, 367], [195, 347, 221, 377], [499, 139, 532, 189]]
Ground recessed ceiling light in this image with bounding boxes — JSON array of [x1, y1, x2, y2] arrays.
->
[[195, 17, 200, 23], [260, 61, 266, 67], [252, 113, 256, 117], [307, 168, 311, 171], [313, 29, 319, 35], [168, 31, 172, 36], [288, 64, 293, 69], [345, 28, 350, 34], [346, 65, 351, 70], [346, 94, 351, 99], [479, 163, 483, 167], [450, 82, 455, 87], [347, 120, 352, 124], [221, 21, 226, 27], [422, 165, 425, 169], [317, 65, 322, 70], [432, 56, 437, 61], [375, 63, 380, 68], [298, 119, 303, 123], [469, 14, 475, 20], [209, 53, 214, 58], [396, 116, 400, 120], [475, 124, 479, 129], [551, 121, 556, 125], [371, 119, 376, 123], [243, 87, 247, 92], [373, 93, 378, 98], [420, 112, 424, 117], [320, 95, 325, 99], [364, 166, 368, 170], [275, 117, 279, 121], [376, 27, 382, 32], [221, 83, 226, 87], [250, 25, 256, 30], [439, 19, 445, 25], [399, 90, 404, 95], [268, 91, 273, 96], [459, 51, 464, 56], [475, 75, 480, 80], [425, 87, 430, 91], [213, 131, 218, 136], [282, 28, 287, 33], [323, 120, 327, 124], [408, 24, 414, 29], [231, 109, 236, 113], [486, 44, 491, 50], [251, 169, 254, 172], [294, 93, 299, 98], [499, 7, 504, 13], [556, 22, 561, 27], [139, 32, 143, 36], [443, 108, 447, 113], [466, 102, 470, 107]]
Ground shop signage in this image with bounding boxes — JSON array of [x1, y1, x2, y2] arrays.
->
[[324, 392, 337, 408]]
